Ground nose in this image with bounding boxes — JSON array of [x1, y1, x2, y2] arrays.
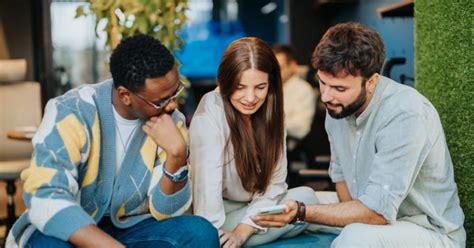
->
[[163, 99, 178, 113], [243, 89, 256, 103], [320, 85, 333, 103]]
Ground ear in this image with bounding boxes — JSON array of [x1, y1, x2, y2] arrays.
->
[[116, 86, 132, 106], [367, 73, 379, 92]]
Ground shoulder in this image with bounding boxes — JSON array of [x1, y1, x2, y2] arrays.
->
[[377, 77, 434, 118], [194, 89, 225, 119], [190, 89, 226, 132]]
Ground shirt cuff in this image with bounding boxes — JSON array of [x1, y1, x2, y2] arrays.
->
[[41, 205, 96, 241], [358, 183, 402, 223], [241, 215, 268, 234]]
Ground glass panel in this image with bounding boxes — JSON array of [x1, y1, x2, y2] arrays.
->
[[50, 1, 110, 96]]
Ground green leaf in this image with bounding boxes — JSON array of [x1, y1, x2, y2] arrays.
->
[[136, 16, 149, 34], [75, 6, 85, 18]]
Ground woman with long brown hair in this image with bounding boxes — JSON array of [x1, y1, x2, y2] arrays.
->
[[190, 37, 318, 247]]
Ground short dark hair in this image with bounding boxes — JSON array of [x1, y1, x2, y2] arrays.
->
[[272, 44, 296, 62], [311, 22, 385, 79], [109, 34, 174, 92]]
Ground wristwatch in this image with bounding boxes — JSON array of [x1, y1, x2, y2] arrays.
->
[[290, 201, 306, 225], [162, 164, 189, 183]]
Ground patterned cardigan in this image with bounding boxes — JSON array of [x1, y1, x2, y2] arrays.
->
[[7, 80, 191, 247]]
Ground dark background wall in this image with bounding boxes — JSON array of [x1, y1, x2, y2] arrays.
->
[[289, 0, 414, 86], [0, 0, 53, 107], [415, 0, 473, 245]]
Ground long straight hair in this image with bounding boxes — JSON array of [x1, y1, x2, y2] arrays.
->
[[217, 37, 284, 194]]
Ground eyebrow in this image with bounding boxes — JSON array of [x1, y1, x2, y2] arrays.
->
[[316, 75, 347, 88]]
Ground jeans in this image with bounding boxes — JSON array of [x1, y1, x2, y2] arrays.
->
[[25, 216, 219, 248]]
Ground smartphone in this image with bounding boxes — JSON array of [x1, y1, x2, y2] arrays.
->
[[257, 204, 287, 215]]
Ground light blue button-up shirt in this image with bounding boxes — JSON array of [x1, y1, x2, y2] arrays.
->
[[326, 76, 465, 245]]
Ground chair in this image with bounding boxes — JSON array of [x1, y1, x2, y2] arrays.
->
[[0, 59, 42, 240]]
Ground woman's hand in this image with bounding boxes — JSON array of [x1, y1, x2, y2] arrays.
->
[[218, 229, 245, 248], [219, 223, 255, 248]]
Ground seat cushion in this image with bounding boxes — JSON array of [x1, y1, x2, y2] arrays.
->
[[0, 159, 30, 180]]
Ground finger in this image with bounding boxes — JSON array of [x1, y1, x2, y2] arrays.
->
[[254, 220, 287, 228], [218, 229, 225, 237], [142, 125, 150, 134], [223, 239, 234, 248], [219, 233, 230, 246]]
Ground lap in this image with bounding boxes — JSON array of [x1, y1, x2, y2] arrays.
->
[[332, 221, 454, 248], [222, 186, 319, 246], [26, 216, 219, 248]]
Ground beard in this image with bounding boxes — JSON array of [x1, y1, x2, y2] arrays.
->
[[326, 86, 367, 119]]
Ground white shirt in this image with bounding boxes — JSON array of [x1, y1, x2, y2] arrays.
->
[[283, 75, 316, 139], [190, 89, 288, 231], [112, 106, 139, 174]]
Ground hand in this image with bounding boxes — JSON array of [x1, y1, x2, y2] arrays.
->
[[218, 229, 246, 248], [251, 200, 298, 227], [142, 114, 186, 161]]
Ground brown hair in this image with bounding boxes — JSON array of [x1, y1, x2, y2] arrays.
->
[[217, 37, 284, 194], [272, 44, 296, 62], [312, 22, 385, 79]]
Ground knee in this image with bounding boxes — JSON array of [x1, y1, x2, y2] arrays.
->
[[289, 186, 318, 205], [331, 223, 373, 248], [181, 216, 219, 246], [26, 230, 72, 248]]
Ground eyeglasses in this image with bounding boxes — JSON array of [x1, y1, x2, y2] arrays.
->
[[131, 80, 185, 111]]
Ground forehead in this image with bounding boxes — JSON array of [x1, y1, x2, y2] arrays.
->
[[141, 66, 179, 99], [238, 69, 269, 86], [317, 70, 362, 87]]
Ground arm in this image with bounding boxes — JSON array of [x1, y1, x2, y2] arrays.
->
[[251, 199, 386, 228], [305, 200, 387, 226], [189, 113, 226, 228], [144, 113, 192, 220], [242, 130, 289, 232], [336, 181, 352, 202], [143, 114, 188, 195], [69, 225, 124, 247], [22, 100, 100, 242]]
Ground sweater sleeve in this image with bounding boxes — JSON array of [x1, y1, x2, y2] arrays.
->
[[21, 99, 96, 241]]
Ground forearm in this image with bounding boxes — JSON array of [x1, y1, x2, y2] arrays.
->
[[306, 200, 387, 226], [232, 223, 256, 243], [159, 154, 187, 195], [69, 224, 124, 248], [335, 181, 352, 202]]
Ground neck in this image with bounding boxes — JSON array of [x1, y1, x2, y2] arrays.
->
[[112, 88, 136, 120], [354, 81, 377, 117]]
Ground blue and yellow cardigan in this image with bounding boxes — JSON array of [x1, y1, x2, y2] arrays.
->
[[7, 80, 191, 247]]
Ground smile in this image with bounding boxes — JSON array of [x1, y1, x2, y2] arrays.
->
[[241, 102, 258, 110]]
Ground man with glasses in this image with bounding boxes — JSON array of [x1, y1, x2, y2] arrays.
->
[[8, 34, 218, 247], [252, 23, 465, 247]]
